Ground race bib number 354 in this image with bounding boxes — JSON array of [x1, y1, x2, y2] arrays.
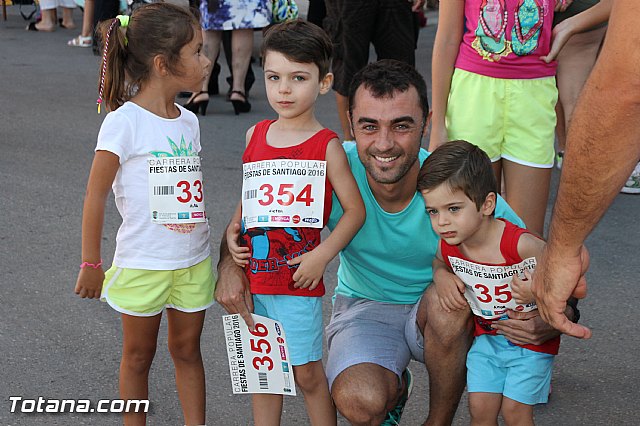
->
[[222, 314, 296, 396], [242, 159, 326, 229], [148, 156, 206, 224]]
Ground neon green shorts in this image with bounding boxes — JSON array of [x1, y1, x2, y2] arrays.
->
[[446, 68, 557, 168], [101, 257, 216, 316]]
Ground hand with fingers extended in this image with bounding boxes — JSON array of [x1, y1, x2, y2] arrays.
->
[[490, 309, 560, 346], [227, 221, 250, 267], [74, 267, 105, 299], [433, 266, 468, 313], [287, 250, 330, 291], [554, 0, 573, 12], [217, 228, 255, 330], [531, 244, 591, 339]]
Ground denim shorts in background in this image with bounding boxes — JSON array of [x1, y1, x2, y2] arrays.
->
[[253, 294, 324, 366], [325, 294, 425, 390]]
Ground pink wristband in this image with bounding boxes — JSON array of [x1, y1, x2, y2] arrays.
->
[[80, 259, 103, 269]]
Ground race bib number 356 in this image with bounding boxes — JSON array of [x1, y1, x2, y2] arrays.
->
[[222, 314, 296, 396], [241, 159, 326, 229], [148, 156, 206, 224]]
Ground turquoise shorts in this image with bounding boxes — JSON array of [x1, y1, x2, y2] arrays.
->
[[466, 334, 555, 405], [101, 257, 216, 316], [253, 294, 323, 366], [446, 68, 557, 168]]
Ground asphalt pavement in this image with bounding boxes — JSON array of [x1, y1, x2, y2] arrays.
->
[[1, 5, 639, 425]]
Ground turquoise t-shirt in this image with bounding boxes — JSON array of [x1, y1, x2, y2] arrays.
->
[[327, 142, 525, 305]]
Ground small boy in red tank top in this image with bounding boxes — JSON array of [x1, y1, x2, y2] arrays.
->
[[226, 20, 365, 426], [417, 140, 559, 426]]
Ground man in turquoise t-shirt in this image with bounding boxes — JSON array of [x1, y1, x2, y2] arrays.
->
[[216, 60, 572, 425]]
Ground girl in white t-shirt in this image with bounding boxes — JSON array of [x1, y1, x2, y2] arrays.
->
[[74, 4, 214, 425]]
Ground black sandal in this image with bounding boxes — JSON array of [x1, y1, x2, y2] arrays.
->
[[229, 90, 251, 115]]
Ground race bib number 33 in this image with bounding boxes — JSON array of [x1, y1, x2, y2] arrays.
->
[[242, 159, 326, 229], [222, 314, 296, 396], [148, 156, 206, 224]]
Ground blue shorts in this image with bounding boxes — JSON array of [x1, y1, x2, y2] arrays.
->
[[466, 334, 555, 405], [325, 295, 425, 390], [253, 294, 323, 366]]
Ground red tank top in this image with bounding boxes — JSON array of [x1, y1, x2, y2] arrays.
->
[[240, 120, 336, 296], [441, 219, 560, 355]]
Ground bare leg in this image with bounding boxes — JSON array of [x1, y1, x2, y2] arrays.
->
[[81, 0, 95, 38], [252, 394, 283, 426], [331, 363, 400, 426], [61, 7, 76, 29], [120, 313, 162, 426], [556, 26, 608, 149], [229, 29, 253, 101], [189, 29, 222, 104], [501, 396, 534, 426], [468, 392, 501, 426], [166, 309, 206, 425], [501, 160, 552, 236], [34, 9, 57, 31], [419, 284, 473, 425], [335, 93, 354, 141], [294, 361, 337, 425]]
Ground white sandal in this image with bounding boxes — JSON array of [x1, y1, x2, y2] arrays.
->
[[67, 35, 92, 47]]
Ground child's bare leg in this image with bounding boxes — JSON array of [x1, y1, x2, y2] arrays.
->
[[167, 309, 206, 425], [502, 160, 551, 236], [468, 392, 501, 426], [501, 396, 534, 426], [120, 313, 162, 426], [252, 393, 283, 426], [294, 361, 337, 426]]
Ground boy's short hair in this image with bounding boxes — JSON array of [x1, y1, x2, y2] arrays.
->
[[417, 140, 498, 212], [348, 59, 429, 120], [261, 19, 333, 79]]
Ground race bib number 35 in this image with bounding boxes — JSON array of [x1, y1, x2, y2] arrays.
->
[[241, 160, 326, 229], [148, 156, 206, 224], [447, 256, 538, 319], [222, 314, 296, 396]]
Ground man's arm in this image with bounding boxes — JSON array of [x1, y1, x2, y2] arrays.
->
[[215, 222, 255, 329], [532, 0, 640, 338]]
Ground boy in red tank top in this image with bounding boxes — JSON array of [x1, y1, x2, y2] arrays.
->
[[226, 20, 365, 426], [417, 140, 558, 426]]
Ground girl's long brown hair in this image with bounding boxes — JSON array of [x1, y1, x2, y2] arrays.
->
[[97, 3, 199, 112]]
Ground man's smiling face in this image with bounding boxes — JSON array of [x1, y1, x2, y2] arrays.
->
[[350, 85, 425, 185]]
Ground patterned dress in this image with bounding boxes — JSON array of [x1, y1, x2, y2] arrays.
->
[[200, 0, 271, 31]]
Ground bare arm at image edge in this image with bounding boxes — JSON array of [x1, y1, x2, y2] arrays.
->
[[531, 0, 640, 339]]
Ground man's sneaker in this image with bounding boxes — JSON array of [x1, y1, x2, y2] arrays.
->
[[621, 163, 640, 194], [555, 151, 564, 170], [381, 368, 414, 426]]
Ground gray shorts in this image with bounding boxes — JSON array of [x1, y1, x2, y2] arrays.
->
[[325, 294, 425, 390]]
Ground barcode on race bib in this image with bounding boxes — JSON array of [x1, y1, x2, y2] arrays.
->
[[153, 185, 174, 196], [258, 372, 268, 390], [244, 189, 258, 200]]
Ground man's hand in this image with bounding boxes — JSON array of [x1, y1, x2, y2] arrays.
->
[[490, 310, 559, 346], [531, 244, 591, 339], [217, 224, 255, 330]]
